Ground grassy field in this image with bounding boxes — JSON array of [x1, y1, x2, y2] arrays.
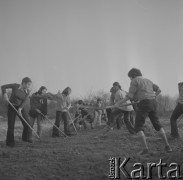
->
[[0, 117, 183, 180]]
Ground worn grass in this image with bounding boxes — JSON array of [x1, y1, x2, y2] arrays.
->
[[0, 118, 183, 180]]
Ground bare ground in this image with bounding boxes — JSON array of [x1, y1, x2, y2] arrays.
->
[[0, 118, 183, 180]]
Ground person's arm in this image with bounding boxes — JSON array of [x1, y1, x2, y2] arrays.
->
[[153, 83, 161, 96], [45, 92, 58, 101], [110, 94, 115, 105], [31, 93, 46, 99], [115, 96, 130, 107], [115, 80, 137, 107], [18, 95, 29, 113], [1, 83, 16, 94], [1, 83, 17, 102], [19, 89, 31, 110], [66, 96, 71, 110], [178, 82, 183, 94]]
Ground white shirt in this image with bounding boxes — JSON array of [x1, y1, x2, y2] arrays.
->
[[114, 89, 133, 111]]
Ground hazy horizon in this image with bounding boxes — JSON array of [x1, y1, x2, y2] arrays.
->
[[0, 0, 182, 98]]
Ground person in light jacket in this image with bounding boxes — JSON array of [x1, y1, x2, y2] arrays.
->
[[49, 87, 73, 137]]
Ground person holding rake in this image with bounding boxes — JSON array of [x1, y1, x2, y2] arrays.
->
[[113, 68, 172, 155], [102, 82, 135, 136], [29, 86, 48, 140], [1, 77, 33, 147], [48, 87, 74, 137]]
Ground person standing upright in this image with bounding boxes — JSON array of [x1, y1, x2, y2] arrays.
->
[[49, 87, 73, 137]]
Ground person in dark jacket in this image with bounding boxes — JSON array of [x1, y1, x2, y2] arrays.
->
[[1, 77, 32, 147], [29, 86, 48, 139], [170, 82, 183, 139]]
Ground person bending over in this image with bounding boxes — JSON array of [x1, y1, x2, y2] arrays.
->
[[1, 77, 32, 147], [114, 68, 172, 155]]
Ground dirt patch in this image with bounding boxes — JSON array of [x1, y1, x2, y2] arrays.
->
[[0, 119, 183, 180]]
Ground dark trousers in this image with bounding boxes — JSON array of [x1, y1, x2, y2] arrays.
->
[[106, 108, 123, 129], [6, 105, 31, 146], [135, 99, 162, 133], [52, 111, 71, 136], [170, 103, 183, 138], [75, 113, 87, 129], [29, 114, 43, 139], [108, 109, 135, 134]]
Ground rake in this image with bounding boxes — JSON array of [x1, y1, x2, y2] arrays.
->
[[7, 100, 40, 139]]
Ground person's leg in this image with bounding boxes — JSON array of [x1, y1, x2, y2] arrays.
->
[[98, 111, 102, 126], [102, 109, 121, 136], [123, 111, 135, 134], [134, 109, 149, 154], [106, 108, 112, 128], [74, 113, 79, 124], [6, 105, 17, 147], [116, 113, 123, 129], [37, 115, 43, 137], [130, 111, 135, 126], [170, 103, 183, 138], [29, 109, 37, 140], [52, 111, 61, 137], [62, 112, 71, 135], [149, 113, 170, 146], [21, 108, 32, 142], [87, 115, 94, 129], [81, 116, 87, 129], [29, 117, 36, 141], [149, 100, 172, 152], [93, 111, 99, 127]]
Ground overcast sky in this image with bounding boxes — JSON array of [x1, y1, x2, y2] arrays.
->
[[0, 0, 182, 98]]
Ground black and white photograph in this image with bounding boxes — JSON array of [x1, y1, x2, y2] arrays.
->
[[0, 0, 183, 179]]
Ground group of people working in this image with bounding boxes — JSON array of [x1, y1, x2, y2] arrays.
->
[[1, 67, 183, 155], [101, 68, 183, 155], [1, 79, 73, 147]]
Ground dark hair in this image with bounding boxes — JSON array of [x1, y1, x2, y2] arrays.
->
[[62, 87, 71, 96], [21, 77, 32, 84], [110, 87, 116, 93], [113, 82, 122, 90], [110, 87, 113, 92], [77, 100, 84, 105], [128, 68, 142, 78], [37, 86, 47, 95], [97, 98, 102, 102]]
